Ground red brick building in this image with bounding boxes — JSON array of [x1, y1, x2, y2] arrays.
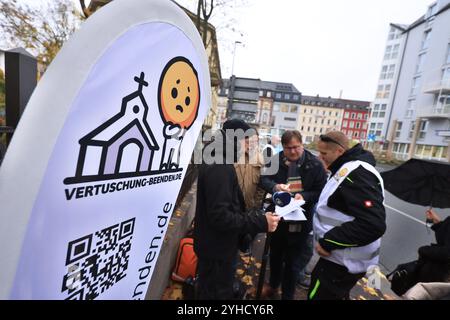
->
[[340, 100, 370, 141]]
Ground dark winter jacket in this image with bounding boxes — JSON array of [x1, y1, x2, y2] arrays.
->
[[416, 217, 450, 282], [194, 130, 268, 260], [259, 149, 327, 234], [318, 144, 387, 252]]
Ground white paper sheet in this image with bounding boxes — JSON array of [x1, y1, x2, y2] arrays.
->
[[275, 199, 307, 221]]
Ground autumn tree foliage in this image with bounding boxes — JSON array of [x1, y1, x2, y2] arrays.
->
[[0, 0, 83, 67]]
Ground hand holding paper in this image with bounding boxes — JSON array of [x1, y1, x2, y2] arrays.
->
[[275, 199, 307, 221]]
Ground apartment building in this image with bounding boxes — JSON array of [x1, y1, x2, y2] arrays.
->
[[382, 0, 450, 161]]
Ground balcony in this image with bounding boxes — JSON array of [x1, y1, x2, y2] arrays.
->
[[423, 79, 450, 94], [417, 104, 450, 119]]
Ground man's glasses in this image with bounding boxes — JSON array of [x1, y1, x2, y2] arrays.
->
[[319, 135, 346, 149], [283, 145, 302, 151]]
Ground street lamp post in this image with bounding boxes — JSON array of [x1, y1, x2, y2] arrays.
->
[[231, 40, 242, 77]]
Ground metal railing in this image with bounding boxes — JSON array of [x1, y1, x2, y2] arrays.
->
[[417, 104, 450, 118]]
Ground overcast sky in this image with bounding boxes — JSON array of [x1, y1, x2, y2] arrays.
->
[[217, 0, 434, 101], [10, 0, 435, 101]]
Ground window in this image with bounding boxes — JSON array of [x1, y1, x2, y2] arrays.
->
[[410, 76, 421, 96], [370, 123, 376, 130], [380, 65, 388, 79], [421, 30, 431, 50], [354, 132, 359, 138], [380, 64, 395, 79], [379, 103, 387, 118], [377, 123, 383, 130], [267, 91, 272, 98], [351, 113, 356, 119], [418, 120, 428, 139], [383, 84, 391, 98], [259, 90, 264, 96], [361, 132, 366, 139], [293, 94, 299, 100], [334, 120, 337, 125], [344, 112, 350, 118], [376, 84, 389, 99], [384, 45, 392, 60], [416, 53, 426, 73], [349, 121, 355, 128], [409, 121, 415, 139], [290, 105, 298, 113], [391, 44, 400, 59], [356, 122, 361, 129], [387, 64, 395, 79], [280, 104, 289, 112], [273, 104, 280, 112], [388, 27, 396, 40], [395, 122, 402, 138], [372, 104, 380, 118], [276, 93, 281, 99], [225, 88, 229, 95], [285, 94, 290, 100], [405, 99, 416, 118], [357, 113, 362, 120], [284, 117, 296, 121]]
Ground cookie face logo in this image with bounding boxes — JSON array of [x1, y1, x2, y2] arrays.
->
[[158, 57, 200, 170], [158, 57, 200, 130]]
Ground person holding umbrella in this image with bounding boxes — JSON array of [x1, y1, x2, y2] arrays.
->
[[310, 131, 386, 300], [416, 209, 450, 284]]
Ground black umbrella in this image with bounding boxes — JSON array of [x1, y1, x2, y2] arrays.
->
[[380, 158, 450, 208]]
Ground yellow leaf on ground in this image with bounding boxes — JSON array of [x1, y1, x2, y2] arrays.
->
[[236, 269, 245, 276], [170, 288, 183, 300], [242, 275, 253, 286]]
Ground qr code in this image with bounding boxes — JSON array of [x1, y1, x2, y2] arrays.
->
[[61, 218, 135, 300]]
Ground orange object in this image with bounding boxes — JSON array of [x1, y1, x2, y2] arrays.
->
[[171, 237, 198, 282]]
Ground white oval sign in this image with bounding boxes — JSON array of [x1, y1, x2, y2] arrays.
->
[[0, 0, 210, 299]]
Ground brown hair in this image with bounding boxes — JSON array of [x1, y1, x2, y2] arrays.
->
[[281, 130, 303, 145], [319, 131, 349, 150]]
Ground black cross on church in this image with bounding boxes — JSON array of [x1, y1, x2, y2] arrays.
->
[[134, 72, 148, 91]]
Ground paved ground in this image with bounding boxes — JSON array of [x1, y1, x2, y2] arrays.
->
[[162, 232, 398, 300]]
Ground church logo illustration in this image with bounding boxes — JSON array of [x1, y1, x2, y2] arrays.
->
[[158, 57, 200, 170], [64, 72, 161, 185]]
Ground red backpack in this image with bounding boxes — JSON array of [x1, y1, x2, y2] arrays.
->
[[171, 236, 198, 282]]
